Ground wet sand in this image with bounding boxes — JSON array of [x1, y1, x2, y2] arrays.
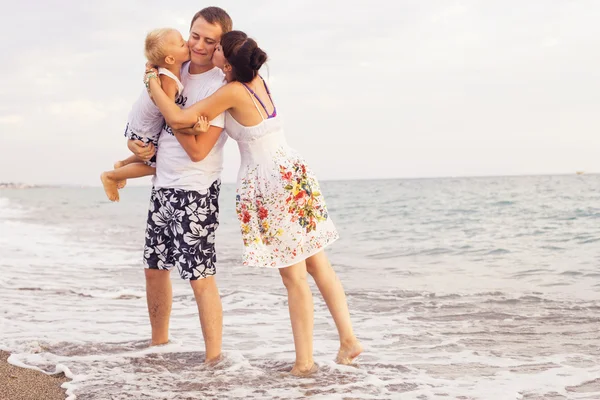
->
[[0, 351, 68, 400]]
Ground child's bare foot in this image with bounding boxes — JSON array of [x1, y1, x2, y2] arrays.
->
[[290, 361, 318, 377], [336, 339, 363, 365], [113, 161, 127, 189], [101, 172, 120, 202]]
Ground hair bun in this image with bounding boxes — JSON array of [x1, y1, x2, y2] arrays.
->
[[250, 47, 267, 71]]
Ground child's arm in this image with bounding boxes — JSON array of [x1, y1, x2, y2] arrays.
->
[[159, 74, 180, 102], [193, 116, 210, 133]]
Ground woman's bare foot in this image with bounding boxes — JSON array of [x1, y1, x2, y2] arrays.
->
[[290, 361, 318, 377], [336, 339, 363, 365], [100, 172, 119, 202], [113, 161, 127, 189]]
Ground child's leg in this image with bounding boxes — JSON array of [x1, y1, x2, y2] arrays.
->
[[114, 154, 144, 189], [106, 163, 155, 181], [101, 163, 155, 202], [115, 154, 142, 169]]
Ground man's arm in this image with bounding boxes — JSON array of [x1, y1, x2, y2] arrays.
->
[[127, 140, 155, 162]]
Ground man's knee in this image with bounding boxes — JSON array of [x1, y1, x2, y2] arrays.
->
[[145, 268, 170, 282], [190, 276, 217, 295]]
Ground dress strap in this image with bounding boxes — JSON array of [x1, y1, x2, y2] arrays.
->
[[241, 81, 276, 118], [259, 76, 277, 117], [241, 83, 266, 121]]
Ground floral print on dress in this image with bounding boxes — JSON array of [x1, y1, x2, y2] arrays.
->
[[235, 149, 339, 268]]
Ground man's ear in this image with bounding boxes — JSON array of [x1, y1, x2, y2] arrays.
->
[[164, 55, 175, 65]]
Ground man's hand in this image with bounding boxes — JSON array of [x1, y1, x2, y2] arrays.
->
[[127, 140, 155, 162]]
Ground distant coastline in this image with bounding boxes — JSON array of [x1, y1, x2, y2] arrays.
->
[[0, 182, 44, 189], [1, 172, 597, 189]]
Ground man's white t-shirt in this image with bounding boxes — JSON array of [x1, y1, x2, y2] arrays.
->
[[153, 63, 228, 190]]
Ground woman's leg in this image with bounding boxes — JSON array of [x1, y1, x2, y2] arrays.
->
[[279, 261, 316, 375], [305, 250, 362, 364]]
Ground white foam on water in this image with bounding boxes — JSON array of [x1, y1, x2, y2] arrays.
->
[[1, 178, 600, 399]]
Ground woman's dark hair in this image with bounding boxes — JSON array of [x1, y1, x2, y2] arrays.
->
[[221, 30, 267, 83]]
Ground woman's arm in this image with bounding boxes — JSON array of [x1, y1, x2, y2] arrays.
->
[[173, 126, 224, 162], [147, 75, 238, 130]]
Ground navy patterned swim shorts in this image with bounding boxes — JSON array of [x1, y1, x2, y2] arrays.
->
[[143, 180, 220, 280], [124, 123, 158, 167]]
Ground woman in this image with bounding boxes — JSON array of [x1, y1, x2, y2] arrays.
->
[[144, 30, 362, 376]]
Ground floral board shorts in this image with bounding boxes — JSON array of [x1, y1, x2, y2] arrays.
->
[[143, 180, 220, 280]]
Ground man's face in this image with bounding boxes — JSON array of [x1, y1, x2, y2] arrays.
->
[[188, 17, 222, 67]]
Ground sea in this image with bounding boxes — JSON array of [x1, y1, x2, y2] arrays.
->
[[1, 175, 599, 399]]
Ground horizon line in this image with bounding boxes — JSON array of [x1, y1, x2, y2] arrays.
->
[[1, 171, 596, 189]]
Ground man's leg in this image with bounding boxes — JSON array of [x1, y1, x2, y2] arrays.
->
[[145, 268, 172, 345], [143, 187, 174, 346], [190, 276, 223, 362]]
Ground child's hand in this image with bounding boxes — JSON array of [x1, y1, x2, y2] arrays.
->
[[144, 61, 160, 97], [193, 116, 210, 133]]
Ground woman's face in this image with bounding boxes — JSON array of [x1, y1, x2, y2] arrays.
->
[[212, 43, 227, 69]]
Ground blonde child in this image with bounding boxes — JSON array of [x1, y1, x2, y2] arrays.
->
[[101, 28, 209, 201]]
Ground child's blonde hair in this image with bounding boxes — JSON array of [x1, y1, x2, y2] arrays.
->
[[145, 28, 176, 66]]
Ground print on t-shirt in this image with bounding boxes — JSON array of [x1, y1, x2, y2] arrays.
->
[[164, 93, 188, 136]]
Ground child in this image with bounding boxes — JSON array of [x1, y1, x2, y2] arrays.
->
[[101, 28, 209, 201]]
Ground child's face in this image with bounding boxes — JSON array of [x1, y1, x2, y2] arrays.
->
[[164, 30, 190, 65]]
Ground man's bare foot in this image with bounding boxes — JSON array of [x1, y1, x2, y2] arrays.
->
[[336, 339, 363, 365], [149, 340, 169, 347], [100, 172, 119, 202], [113, 161, 127, 189], [290, 361, 318, 377], [205, 354, 223, 366]]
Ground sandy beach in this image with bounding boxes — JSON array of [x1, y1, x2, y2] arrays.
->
[[0, 351, 68, 400]]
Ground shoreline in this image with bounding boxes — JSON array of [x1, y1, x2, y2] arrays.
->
[[0, 351, 68, 400]]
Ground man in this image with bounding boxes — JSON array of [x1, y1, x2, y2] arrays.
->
[[129, 6, 232, 363]]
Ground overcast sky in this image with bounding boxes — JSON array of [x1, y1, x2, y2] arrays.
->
[[0, 0, 598, 185]]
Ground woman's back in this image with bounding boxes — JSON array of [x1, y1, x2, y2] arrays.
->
[[226, 76, 277, 129], [226, 76, 285, 153]]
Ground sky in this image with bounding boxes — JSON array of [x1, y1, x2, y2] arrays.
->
[[0, 0, 598, 186]]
